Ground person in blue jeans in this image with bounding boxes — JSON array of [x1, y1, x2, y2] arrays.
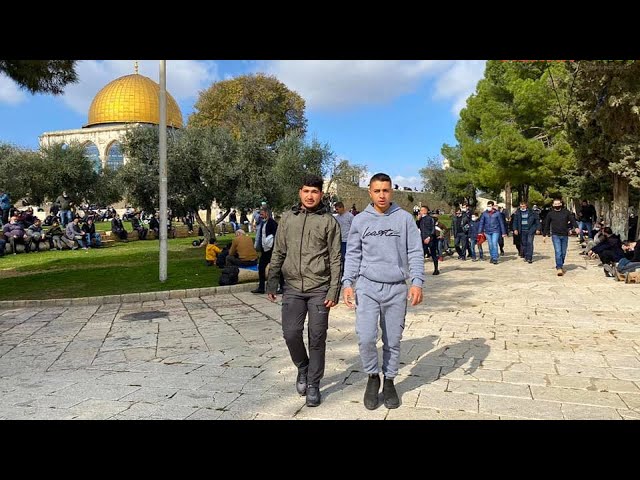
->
[[577, 199, 597, 242], [478, 201, 507, 264], [543, 198, 580, 276]]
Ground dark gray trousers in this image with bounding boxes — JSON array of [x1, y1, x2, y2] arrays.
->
[[281, 285, 330, 387]]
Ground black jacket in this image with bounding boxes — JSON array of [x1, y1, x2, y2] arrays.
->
[[543, 208, 578, 236], [418, 214, 436, 240]]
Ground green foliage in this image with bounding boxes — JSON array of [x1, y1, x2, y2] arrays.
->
[[325, 158, 367, 194], [0, 60, 78, 95], [445, 61, 577, 204], [270, 132, 334, 210], [566, 60, 640, 188], [189, 73, 307, 145], [0, 142, 101, 206], [0, 143, 41, 203], [41, 142, 99, 205]]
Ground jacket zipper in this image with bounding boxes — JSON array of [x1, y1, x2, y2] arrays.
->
[[300, 212, 307, 292]]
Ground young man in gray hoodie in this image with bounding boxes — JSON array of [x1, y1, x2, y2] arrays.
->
[[342, 173, 424, 410]]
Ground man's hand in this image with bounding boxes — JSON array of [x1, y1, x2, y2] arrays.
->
[[423, 237, 431, 245], [343, 286, 355, 309], [574, 227, 581, 235], [408, 286, 423, 306], [267, 293, 277, 302], [502, 234, 507, 238], [324, 300, 337, 308]]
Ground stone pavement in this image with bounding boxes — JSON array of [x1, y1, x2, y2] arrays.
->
[[1, 237, 639, 420]]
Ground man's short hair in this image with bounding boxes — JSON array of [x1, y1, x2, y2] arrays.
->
[[235, 229, 245, 236], [300, 174, 323, 191], [487, 201, 495, 206], [369, 173, 392, 185], [334, 201, 344, 209]]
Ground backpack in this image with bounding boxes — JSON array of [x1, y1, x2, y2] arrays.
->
[[219, 265, 239, 286], [216, 246, 230, 268]]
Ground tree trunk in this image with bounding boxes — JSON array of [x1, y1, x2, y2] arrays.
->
[[523, 184, 529, 204], [612, 173, 629, 238], [194, 210, 213, 243], [504, 182, 512, 217], [636, 198, 640, 241]]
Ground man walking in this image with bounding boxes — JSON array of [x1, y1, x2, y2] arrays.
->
[[512, 201, 540, 263], [342, 173, 424, 410], [543, 198, 580, 276], [251, 206, 283, 294], [266, 175, 342, 407], [418, 205, 439, 275], [478, 201, 507, 264], [577, 199, 597, 243]]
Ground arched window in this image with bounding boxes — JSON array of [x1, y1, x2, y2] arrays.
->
[[84, 143, 101, 173], [106, 142, 124, 170]]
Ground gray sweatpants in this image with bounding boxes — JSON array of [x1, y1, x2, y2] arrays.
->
[[355, 277, 408, 379]]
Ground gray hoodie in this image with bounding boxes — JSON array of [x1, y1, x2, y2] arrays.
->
[[342, 202, 424, 287]]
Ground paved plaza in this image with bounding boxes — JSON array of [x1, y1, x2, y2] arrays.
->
[[1, 238, 639, 420]]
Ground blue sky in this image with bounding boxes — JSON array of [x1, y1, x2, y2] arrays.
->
[[0, 60, 486, 190]]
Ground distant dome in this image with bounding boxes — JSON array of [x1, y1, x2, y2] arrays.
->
[[86, 73, 182, 128]]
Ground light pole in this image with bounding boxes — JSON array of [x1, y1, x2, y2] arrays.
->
[[159, 60, 168, 282]]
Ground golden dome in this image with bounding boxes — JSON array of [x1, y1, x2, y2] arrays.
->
[[86, 73, 183, 128]]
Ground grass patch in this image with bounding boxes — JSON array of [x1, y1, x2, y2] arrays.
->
[[0, 234, 245, 301]]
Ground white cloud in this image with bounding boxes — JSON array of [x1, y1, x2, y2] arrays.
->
[[0, 74, 27, 105], [355, 171, 422, 191], [432, 60, 486, 114], [60, 60, 218, 116], [262, 60, 451, 110], [256, 60, 486, 115]]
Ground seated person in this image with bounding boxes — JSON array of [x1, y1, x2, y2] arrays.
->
[[0, 230, 6, 256], [225, 229, 258, 267], [2, 216, 28, 254], [149, 213, 160, 239], [81, 217, 102, 247], [130, 212, 148, 240], [65, 217, 87, 249], [205, 238, 222, 266], [589, 227, 623, 265], [616, 240, 640, 274], [111, 213, 128, 241], [47, 219, 74, 250], [26, 218, 47, 252]]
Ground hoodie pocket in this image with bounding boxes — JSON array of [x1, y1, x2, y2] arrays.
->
[[361, 263, 405, 283]]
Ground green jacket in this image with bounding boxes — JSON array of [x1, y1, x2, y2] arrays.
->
[[266, 203, 342, 302]]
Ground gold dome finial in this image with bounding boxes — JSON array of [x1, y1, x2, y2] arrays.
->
[[134, 61, 139, 74]]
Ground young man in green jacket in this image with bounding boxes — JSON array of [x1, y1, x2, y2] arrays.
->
[[267, 174, 342, 407]]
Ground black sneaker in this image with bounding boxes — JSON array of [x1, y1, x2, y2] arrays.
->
[[382, 377, 400, 409], [306, 385, 321, 407], [250, 288, 265, 294], [432, 270, 440, 276], [363, 374, 380, 410], [296, 368, 308, 396]]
